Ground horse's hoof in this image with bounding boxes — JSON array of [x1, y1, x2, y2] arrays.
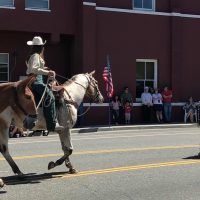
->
[[48, 161, 55, 170], [0, 179, 4, 188], [69, 168, 78, 174], [18, 173, 25, 180]]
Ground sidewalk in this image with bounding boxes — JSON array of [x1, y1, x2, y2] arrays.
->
[[71, 123, 198, 134]]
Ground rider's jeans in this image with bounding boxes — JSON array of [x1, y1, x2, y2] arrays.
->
[[31, 75, 56, 131]]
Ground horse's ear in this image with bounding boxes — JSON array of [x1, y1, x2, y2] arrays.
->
[[18, 75, 36, 91], [89, 70, 95, 76]]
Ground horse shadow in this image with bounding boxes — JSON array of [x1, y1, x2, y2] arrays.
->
[[2, 171, 69, 186], [183, 153, 200, 160], [0, 191, 7, 194]]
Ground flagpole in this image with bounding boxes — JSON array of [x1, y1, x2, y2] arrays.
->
[[107, 55, 111, 127], [102, 54, 113, 127]]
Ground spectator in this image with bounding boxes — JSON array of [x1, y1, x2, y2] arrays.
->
[[111, 95, 121, 125], [120, 87, 133, 107], [183, 97, 197, 123], [9, 125, 25, 138], [141, 87, 153, 123], [152, 88, 163, 123], [124, 101, 132, 124], [162, 86, 173, 122]]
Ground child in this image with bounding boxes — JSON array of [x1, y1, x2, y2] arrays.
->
[[124, 101, 132, 124]]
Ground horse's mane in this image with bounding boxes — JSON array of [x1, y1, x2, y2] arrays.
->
[[0, 82, 15, 92], [62, 74, 80, 86]]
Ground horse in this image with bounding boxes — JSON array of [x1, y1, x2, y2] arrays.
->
[[0, 71, 103, 177], [0, 76, 38, 175], [30, 70, 104, 173]]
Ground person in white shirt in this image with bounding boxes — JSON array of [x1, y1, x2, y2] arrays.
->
[[141, 87, 152, 123], [111, 95, 121, 125], [152, 88, 163, 123]]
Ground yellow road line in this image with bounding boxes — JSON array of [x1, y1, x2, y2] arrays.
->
[[0, 144, 199, 161], [56, 160, 200, 180], [3, 160, 200, 185]]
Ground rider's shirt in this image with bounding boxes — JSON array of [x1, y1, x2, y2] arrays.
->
[[26, 53, 49, 76]]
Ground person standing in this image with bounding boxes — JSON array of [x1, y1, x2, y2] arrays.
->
[[162, 86, 173, 122], [120, 87, 133, 124], [124, 101, 132, 124], [111, 95, 121, 125], [152, 88, 163, 123], [120, 87, 133, 107], [26, 36, 63, 132], [141, 87, 153, 123]]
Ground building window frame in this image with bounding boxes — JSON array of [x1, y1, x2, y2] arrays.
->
[[133, 0, 155, 11], [0, 53, 9, 83], [136, 59, 157, 102], [25, 0, 50, 11], [0, 0, 15, 9]]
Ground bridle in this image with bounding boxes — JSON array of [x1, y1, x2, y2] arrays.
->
[[61, 74, 102, 117], [84, 74, 102, 102], [12, 86, 30, 116], [64, 74, 101, 103], [12, 78, 37, 118]]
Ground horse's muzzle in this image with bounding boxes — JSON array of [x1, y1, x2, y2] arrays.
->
[[23, 115, 38, 129]]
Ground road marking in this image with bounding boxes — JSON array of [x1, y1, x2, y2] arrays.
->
[[8, 132, 200, 145], [56, 160, 200, 180], [0, 144, 199, 161], [4, 160, 200, 185]]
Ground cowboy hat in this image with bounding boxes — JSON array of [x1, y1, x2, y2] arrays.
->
[[27, 36, 46, 46]]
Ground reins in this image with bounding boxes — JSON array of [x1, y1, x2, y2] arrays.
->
[[56, 73, 94, 117]]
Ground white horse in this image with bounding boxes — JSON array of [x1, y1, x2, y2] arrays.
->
[[31, 71, 104, 173], [0, 71, 103, 180]]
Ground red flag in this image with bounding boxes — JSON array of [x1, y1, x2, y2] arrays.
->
[[102, 55, 114, 98]]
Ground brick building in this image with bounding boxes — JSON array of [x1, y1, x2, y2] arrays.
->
[[1, 0, 200, 124]]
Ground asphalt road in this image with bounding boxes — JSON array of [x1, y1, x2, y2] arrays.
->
[[1, 127, 200, 200]]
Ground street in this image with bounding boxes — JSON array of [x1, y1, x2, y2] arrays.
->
[[1, 127, 200, 200]]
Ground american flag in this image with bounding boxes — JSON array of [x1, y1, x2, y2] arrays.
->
[[102, 55, 114, 98]]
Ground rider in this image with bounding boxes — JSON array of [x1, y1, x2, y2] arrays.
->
[[26, 36, 64, 132]]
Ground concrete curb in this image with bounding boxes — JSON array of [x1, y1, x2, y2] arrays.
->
[[71, 123, 198, 134]]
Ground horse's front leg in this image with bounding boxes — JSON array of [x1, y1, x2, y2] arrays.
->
[[48, 154, 68, 170], [0, 143, 23, 175], [48, 128, 77, 173], [0, 178, 4, 188], [64, 154, 77, 174]]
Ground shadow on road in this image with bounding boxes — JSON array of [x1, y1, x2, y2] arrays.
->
[[2, 171, 69, 186], [183, 154, 200, 160]]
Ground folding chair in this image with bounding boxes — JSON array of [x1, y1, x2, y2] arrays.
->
[[183, 106, 197, 123]]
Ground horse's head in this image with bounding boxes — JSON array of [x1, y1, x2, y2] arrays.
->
[[85, 71, 104, 103], [16, 75, 38, 129]]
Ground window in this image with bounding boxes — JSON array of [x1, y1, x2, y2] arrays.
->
[[25, 0, 49, 10], [136, 59, 157, 101], [133, 0, 155, 11], [0, 0, 14, 8], [0, 53, 9, 83]]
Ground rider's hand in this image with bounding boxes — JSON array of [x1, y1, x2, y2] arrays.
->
[[48, 70, 56, 78]]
